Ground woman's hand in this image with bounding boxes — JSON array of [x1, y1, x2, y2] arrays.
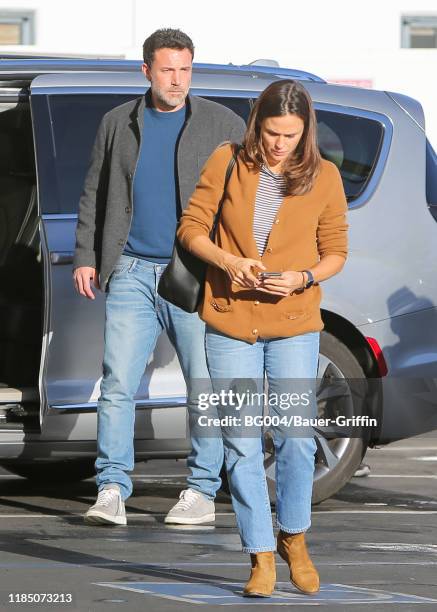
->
[[256, 270, 304, 296], [222, 254, 266, 288]]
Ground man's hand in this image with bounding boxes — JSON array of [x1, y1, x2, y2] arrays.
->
[[73, 266, 100, 300]]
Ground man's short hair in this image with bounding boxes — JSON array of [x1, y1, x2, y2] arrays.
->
[[143, 28, 194, 66]]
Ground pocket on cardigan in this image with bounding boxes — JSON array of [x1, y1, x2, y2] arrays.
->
[[210, 297, 233, 312], [281, 310, 312, 322]]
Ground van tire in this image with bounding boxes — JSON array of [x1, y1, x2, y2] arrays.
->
[[311, 331, 370, 504]]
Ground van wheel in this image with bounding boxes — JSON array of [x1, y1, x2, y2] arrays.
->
[[220, 331, 371, 504], [1, 460, 95, 483]]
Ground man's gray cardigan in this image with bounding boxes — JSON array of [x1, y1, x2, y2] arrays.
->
[[73, 90, 246, 291]]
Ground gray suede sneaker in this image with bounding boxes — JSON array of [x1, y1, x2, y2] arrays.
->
[[84, 484, 127, 526], [164, 488, 215, 525]]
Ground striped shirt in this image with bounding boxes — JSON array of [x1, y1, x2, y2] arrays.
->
[[253, 165, 287, 256]]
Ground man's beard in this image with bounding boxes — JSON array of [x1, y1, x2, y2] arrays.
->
[[153, 85, 187, 109]]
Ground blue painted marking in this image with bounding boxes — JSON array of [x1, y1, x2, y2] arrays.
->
[[97, 581, 437, 605]]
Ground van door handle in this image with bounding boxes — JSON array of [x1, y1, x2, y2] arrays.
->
[[50, 251, 74, 265]]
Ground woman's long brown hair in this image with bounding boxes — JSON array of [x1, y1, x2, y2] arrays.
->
[[243, 79, 321, 195]]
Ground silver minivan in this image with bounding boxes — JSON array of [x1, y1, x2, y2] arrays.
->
[[1, 58, 437, 503]]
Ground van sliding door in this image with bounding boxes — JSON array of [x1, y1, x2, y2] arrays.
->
[[30, 74, 188, 423]]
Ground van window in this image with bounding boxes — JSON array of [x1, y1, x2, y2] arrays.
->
[[33, 94, 135, 215], [0, 100, 35, 265], [204, 96, 251, 123], [34, 94, 251, 215], [426, 138, 437, 206], [316, 110, 384, 201]]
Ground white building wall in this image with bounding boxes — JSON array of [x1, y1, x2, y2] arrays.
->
[[1, 0, 437, 144]]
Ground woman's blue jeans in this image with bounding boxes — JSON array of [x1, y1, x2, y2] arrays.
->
[[206, 325, 319, 553]]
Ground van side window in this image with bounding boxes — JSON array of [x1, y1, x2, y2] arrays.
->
[[0, 101, 35, 263], [426, 139, 437, 206], [33, 94, 135, 215], [202, 96, 251, 123], [316, 110, 384, 201], [34, 94, 250, 215]]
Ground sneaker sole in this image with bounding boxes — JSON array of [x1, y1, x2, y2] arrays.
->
[[353, 468, 371, 477], [84, 511, 127, 526], [164, 513, 215, 525]]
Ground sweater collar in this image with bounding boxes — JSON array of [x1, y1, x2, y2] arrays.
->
[[134, 88, 194, 129]]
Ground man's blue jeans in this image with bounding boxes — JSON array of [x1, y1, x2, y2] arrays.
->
[[206, 325, 319, 553], [95, 255, 223, 501]]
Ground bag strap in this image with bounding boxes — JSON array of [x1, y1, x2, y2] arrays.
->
[[210, 143, 242, 240]]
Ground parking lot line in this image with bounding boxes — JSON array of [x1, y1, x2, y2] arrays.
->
[[1, 509, 437, 519], [311, 510, 437, 514], [366, 474, 437, 478], [0, 472, 436, 480], [96, 581, 437, 605], [370, 446, 437, 451], [1, 560, 437, 569]]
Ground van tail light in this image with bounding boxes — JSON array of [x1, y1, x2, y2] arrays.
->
[[365, 337, 388, 377]]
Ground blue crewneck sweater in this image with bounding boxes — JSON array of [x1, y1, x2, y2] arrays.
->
[[124, 104, 186, 263]]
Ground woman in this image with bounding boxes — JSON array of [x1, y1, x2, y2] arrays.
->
[[177, 79, 348, 597]]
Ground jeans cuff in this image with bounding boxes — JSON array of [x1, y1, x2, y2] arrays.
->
[[276, 520, 311, 534], [185, 486, 215, 501], [242, 545, 276, 553], [97, 483, 129, 501]]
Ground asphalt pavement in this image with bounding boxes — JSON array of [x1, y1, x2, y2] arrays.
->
[[0, 434, 437, 611]]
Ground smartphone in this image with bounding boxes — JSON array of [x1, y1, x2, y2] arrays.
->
[[258, 272, 283, 279]]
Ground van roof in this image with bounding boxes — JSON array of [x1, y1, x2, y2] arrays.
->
[[0, 56, 424, 131], [0, 58, 325, 83]]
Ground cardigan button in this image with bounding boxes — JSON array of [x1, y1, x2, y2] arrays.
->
[[252, 329, 258, 335], [274, 219, 279, 224], [266, 247, 273, 253], [254, 300, 259, 306]]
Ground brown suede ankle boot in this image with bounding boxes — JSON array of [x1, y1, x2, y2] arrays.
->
[[243, 551, 276, 597], [277, 531, 320, 594]]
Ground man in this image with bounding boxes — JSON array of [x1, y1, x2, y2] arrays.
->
[[73, 28, 246, 526]]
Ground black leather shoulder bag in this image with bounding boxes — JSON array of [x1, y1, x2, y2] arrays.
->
[[158, 145, 240, 313]]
